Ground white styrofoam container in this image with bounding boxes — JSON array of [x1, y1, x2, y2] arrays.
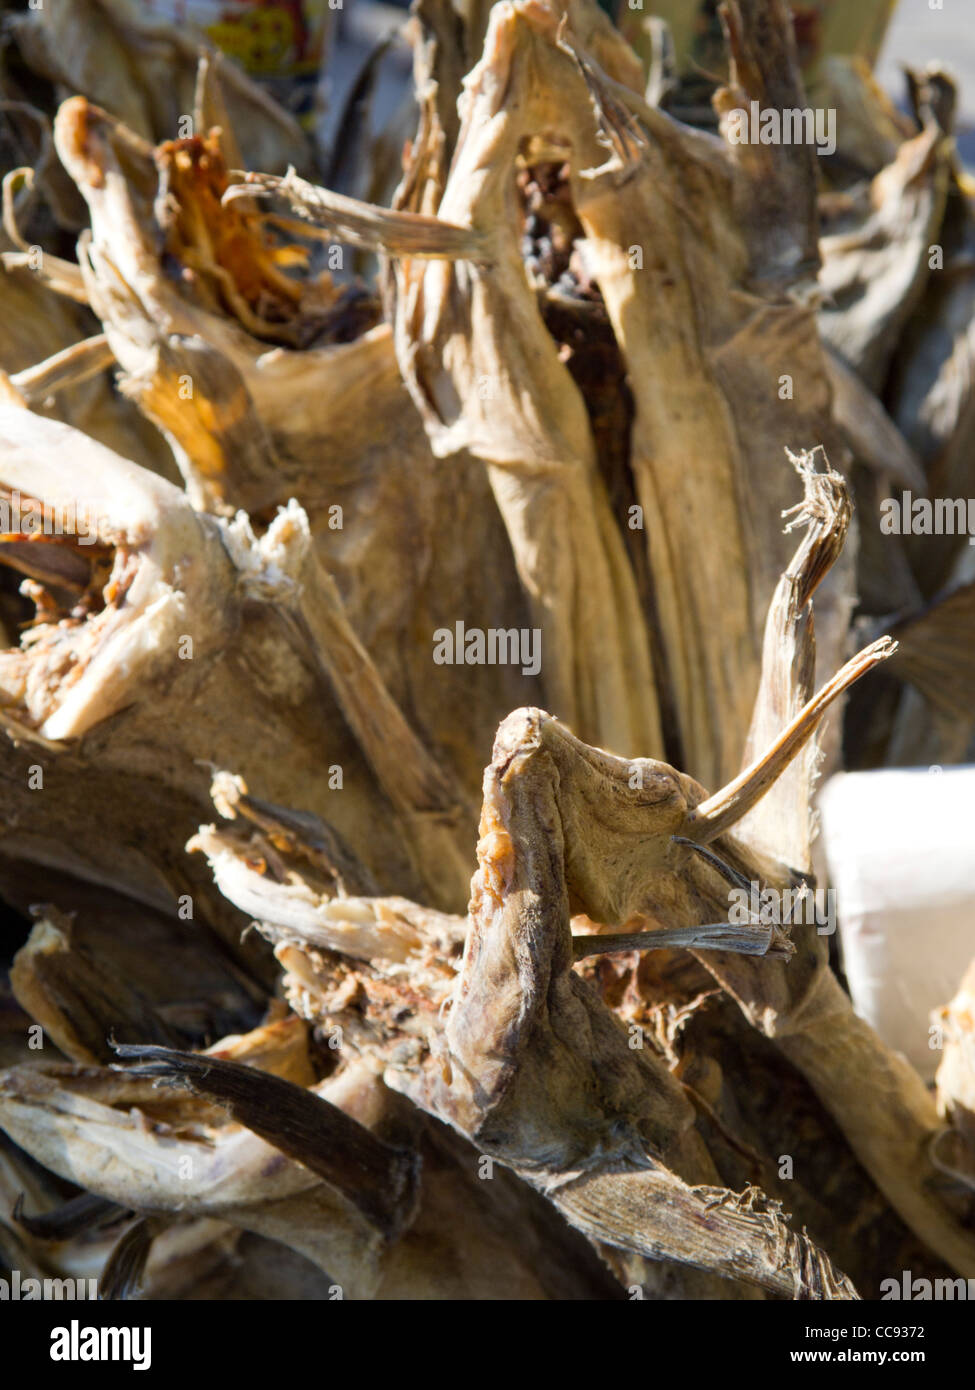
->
[[819, 766, 975, 1081]]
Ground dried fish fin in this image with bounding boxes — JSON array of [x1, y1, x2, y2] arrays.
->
[[12, 1190, 126, 1242], [99, 1216, 161, 1301], [113, 1043, 421, 1240], [227, 170, 486, 262], [685, 635, 895, 847], [570, 922, 787, 961], [556, 1168, 858, 1299]]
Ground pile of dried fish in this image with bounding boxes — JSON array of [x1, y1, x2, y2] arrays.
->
[[0, 0, 973, 1301]]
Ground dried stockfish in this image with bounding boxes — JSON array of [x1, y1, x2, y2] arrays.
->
[[0, 0, 973, 1305]]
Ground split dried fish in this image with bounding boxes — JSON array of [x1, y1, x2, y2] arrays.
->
[[0, 0, 973, 1303]]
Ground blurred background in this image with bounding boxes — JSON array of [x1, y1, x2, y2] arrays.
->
[[129, 2, 975, 177], [318, 0, 975, 169]]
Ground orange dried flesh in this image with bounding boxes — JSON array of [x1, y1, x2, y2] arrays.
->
[[156, 135, 316, 328]]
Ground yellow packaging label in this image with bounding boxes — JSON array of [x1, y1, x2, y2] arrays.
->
[[143, 0, 329, 78]]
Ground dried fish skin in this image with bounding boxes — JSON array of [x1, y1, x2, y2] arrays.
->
[[0, 0, 973, 1306]]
